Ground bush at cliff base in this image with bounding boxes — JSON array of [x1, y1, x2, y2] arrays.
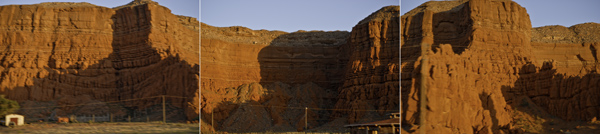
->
[[0, 95, 19, 116]]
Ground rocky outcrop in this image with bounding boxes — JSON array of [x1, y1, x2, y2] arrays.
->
[[514, 23, 600, 122], [201, 24, 348, 91], [0, 0, 199, 121], [201, 23, 348, 132], [200, 5, 400, 132], [401, 0, 600, 133], [402, 0, 533, 133], [333, 6, 400, 123]]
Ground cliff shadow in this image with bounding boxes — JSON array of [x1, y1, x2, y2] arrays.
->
[[14, 43, 198, 122], [259, 31, 348, 126], [257, 31, 348, 90], [430, 2, 471, 55], [200, 81, 340, 132], [401, 11, 427, 127], [7, 7, 200, 122], [500, 62, 600, 133], [202, 31, 348, 132], [477, 92, 501, 133]]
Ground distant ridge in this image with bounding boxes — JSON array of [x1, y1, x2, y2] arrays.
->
[[113, 0, 158, 9]]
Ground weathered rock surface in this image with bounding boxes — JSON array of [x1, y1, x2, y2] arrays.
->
[[201, 23, 347, 132], [401, 0, 600, 133], [0, 0, 199, 121], [200, 5, 400, 132], [333, 5, 400, 123]]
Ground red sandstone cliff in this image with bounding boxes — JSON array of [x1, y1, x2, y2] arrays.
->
[[332, 5, 400, 124], [200, 6, 400, 132], [401, 0, 600, 133], [0, 0, 199, 121], [201, 23, 348, 131]]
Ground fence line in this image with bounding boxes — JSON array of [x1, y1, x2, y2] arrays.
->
[[19, 94, 396, 113], [74, 114, 110, 122], [20, 95, 191, 110], [237, 104, 400, 112]]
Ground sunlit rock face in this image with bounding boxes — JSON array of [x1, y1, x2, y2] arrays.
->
[[0, 1, 199, 121], [401, 0, 600, 133]]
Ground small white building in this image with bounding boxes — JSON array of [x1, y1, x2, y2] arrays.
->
[[4, 114, 24, 126]]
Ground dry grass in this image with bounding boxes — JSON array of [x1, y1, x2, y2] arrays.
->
[[0, 122, 199, 134]]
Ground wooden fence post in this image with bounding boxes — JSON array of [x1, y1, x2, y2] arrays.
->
[[162, 95, 166, 123]]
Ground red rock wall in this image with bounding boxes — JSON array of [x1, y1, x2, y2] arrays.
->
[[200, 38, 264, 92], [402, 0, 600, 133], [507, 41, 600, 122], [333, 6, 400, 123], [200, 23, 349, 131], [0, 3, 116, 101], [200, 6, 403, 131], [402, 0, 534, 133], [201, 6, 401, 131], [512, 23, 600, 122], [200, 28, 348, 91], [0, 2, 199, 120], [258, 45, 344, 88]]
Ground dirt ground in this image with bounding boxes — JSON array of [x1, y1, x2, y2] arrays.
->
[[0, 122, 199, 134], [511, 96, 600, 134]]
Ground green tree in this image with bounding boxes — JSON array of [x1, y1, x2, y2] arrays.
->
[[0, 95, 19, 116]]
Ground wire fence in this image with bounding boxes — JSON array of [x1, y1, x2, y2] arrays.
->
[[202, 101, 399, 133], [236, 104, 400, 112], [17, 95, 194, 124]]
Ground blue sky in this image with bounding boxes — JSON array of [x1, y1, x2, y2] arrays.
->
[[2, 0, 595, 32], [0, 0, 199, 19], [401, 0, 600, 28], [201, 0, 399, 32]]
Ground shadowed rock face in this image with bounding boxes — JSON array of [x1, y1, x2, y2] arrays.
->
[[201, 24, 350, 132], [401, 0, 600, 133], [200, 5, 400, 132], [0, 1, 199, 121]]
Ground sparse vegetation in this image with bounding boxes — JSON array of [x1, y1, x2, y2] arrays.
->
[[511, 104, 545, 133], [0, 95, 19, 116]]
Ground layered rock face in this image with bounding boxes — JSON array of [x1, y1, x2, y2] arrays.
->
[[200, 6, 400, 132], [201, 25, 347, 91], [333, 6, 400, 123], [510, 23, 600, 122], [401, 0, 600, 133], [402, 0, 531, 133], [0, 0, 199, 121], [201, 24, 348, 131]]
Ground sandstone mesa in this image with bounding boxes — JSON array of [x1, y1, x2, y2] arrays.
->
[[401, 0, 600, 133], [0, 0, 199, 121]]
